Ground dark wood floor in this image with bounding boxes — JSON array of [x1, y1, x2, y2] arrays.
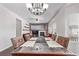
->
[[0, 46, 13, 56]]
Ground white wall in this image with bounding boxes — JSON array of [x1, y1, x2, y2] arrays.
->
[[0, 5, 16, 51], [48, 4, 79, 37], [48, 7, 66, 37], [31, 24, 45, 31], [48, 19, 54, 34], [0, 5, 28, 51], [55, 8, 66, 36]]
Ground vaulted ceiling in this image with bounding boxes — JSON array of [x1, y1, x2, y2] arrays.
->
[[0, 3, 66, 23]]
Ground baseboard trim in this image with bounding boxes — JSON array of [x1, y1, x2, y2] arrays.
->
[[0, 45, 12, 52]]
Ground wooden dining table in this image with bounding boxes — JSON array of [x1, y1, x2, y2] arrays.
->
[[11, 37, 76, 56]]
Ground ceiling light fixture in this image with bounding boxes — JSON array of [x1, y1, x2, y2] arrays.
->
[[26, 3, 48, 15]]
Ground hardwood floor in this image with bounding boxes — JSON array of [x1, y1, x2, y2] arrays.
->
[[0, 46, 13, 56]]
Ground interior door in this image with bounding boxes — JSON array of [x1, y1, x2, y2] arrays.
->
[[16, 18, 22, 37]]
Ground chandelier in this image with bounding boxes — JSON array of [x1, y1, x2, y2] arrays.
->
[[26, 3, 48, 15]]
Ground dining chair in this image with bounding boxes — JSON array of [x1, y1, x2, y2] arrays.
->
[[51, 34, 57, 41], [23, 33, 31, 42], [56, 36, 69, 49], [11, 36, 25, 49]]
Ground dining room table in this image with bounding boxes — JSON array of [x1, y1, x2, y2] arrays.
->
[[11, 37, 76, 56]]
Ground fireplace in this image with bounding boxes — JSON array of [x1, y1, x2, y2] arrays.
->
[[39, 31, 45, 37]]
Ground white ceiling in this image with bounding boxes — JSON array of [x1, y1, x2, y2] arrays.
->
[[0, 3, 65, 23]]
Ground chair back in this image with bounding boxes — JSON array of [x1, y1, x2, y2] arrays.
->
[[56, 36, 69, 49], [23, 33, 31, 41], [51, 34, 57, 41], [11, 36, 25, 49]]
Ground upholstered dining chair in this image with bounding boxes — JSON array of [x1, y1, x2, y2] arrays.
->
[[51, 34, 57, 41], [11, 36, 25, 49], [23, 33, 31, 42], [56, 36, 69, 49]]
